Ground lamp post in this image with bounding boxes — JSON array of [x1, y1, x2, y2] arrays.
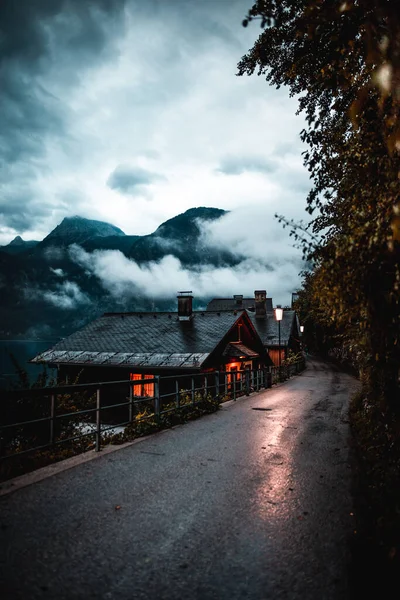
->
[[300, 324, 306, 356], [275, 305, 283, 381]]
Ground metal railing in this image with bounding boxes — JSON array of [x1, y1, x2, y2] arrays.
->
[[0, 360, 305, 468]]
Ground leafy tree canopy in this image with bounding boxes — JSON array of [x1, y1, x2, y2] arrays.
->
[[239, 0, 400, 409]]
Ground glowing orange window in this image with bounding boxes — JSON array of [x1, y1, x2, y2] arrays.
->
[[130, 373, 154, 397]]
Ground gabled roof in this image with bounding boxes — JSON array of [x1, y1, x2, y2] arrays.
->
[[207, 297, 273, 312], [247, 310, 298, 347], [31, 310, 253, 369], [223, 342, 259, 358]]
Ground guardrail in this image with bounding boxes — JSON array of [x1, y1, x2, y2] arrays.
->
[[0, 360, 305, 471]]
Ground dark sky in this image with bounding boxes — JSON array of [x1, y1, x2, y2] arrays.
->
[[0, 0, 310, 303]]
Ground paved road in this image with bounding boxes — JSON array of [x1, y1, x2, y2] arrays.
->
[[0, 359, 358, 600]]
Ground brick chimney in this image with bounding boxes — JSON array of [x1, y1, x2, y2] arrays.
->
[[254, 290, 267, 318], [233, 294, 243, 306], [177, 291, 193, 321]]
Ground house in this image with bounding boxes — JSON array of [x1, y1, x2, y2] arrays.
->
[[246, 290, 301, 366], [207, 290, 301, 366], [30, 293, 272, 398], [207, 294, 273, 313]]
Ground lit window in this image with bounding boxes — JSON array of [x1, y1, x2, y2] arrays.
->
[[130, 373, 154, 397]]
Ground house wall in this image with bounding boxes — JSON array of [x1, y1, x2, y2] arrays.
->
[[202, 315, 270, 371], [267, 348, 286, 366], [52, 313, 270, 419]]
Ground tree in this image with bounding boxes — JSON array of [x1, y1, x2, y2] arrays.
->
[[239, 0, 400, 410]]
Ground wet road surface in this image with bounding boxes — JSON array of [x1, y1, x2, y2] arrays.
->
[[0, 359, 359, 599]]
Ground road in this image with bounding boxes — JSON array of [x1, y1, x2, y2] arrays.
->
[[0, 359, 358, 600]]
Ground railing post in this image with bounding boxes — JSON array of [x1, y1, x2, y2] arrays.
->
[[256, 370, 260, 391], [154, 376, 160, 423], [245, 370, 250, 396], [50, 394, 55, 445], [240, 371, 243, 392], [204, 375, 208, 399], [129, 383, 133, 423], [233, 375, 236, 401], [214, 371, 219, 401], [175, 379, 180, 409], [224, 372, 228, 397], [191, 377, 195, 405], [96, 387, 101, 452]]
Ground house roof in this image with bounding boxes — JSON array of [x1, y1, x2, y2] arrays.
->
[[247, 310, 298, 347], [223, 342, 259, 358], [206, 297, 273, 312], [30, 310, 252, 369]]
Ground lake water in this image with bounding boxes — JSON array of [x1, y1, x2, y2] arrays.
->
[[0, 340, 59, 388]]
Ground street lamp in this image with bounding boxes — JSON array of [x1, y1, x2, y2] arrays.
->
[[300, 325, 304, 334], [275, 305, 283, 380]]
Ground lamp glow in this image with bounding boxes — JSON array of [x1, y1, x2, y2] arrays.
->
[[300, 325, 304, 333], [275, 305, 283, 380]]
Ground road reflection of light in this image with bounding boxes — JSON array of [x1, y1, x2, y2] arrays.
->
[[253, 416, 294, 521]]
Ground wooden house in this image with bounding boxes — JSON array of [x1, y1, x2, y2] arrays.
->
[[246, 291, 301, 365], [30, 293, 272, 398], [207, 294, 273, 313], [207, 290, 301, 366]]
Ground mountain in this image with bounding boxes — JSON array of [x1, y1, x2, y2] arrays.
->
[[38, 216, 126, 248], [81, 235, 140, 254], [0, 207, 235, 340], [154, 207, 225, 239], [127, 207, 235, 266], [0, 236, 39, 255]]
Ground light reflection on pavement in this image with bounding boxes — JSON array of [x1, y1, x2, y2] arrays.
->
[[0, 359, 359, 600]]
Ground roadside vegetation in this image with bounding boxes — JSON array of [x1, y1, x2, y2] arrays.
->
[[1, 359, 305, 482], [0, 368, 220, 482], [239, 0, 400, 592]]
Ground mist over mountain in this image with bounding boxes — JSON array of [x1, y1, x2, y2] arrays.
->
[[0, 207, 238, 339], [0, 206, 303, 341]]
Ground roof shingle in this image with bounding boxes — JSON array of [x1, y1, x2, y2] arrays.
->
[[31, 311, 247, 368], [247, 310, 297, 346]]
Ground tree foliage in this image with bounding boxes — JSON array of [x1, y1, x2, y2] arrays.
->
[[239, 0, 400, 409]]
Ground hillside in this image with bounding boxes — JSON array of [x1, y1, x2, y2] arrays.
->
[[0, 208, 236, 339]]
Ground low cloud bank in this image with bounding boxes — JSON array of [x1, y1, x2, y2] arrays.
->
[[24, 281, 90, 310], [69, 208, 304, 306]]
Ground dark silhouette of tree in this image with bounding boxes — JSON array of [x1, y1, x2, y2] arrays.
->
[[239, 0, 400, 411]]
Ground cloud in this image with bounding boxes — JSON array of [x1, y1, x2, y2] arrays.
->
[[25, 280, 91, 310], [70, 246, 302, 306], [42, 281, 91, 309], [50, 267, 65, 277], [199, 205, 308, 264], [0, 0, 311, 248], [107, 165, 166, 194], [68, 200, 305, 306], [217, 155, 277, 175], [42, 246, 66, 261], [0, 0, 126, 233]]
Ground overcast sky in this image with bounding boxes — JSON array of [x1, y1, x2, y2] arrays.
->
[[0, 0, 311, 303]]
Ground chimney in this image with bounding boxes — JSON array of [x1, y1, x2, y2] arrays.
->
[[177, 291, 193, 321], [233, 294, 243, 306], [254, 290, 267, 318]]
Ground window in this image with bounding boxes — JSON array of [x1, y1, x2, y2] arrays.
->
[[130, 373, 155, 397]]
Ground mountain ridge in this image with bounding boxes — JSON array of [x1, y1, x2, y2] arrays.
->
[[39, 215, 126, 248], [0, 207, 235, 339]]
